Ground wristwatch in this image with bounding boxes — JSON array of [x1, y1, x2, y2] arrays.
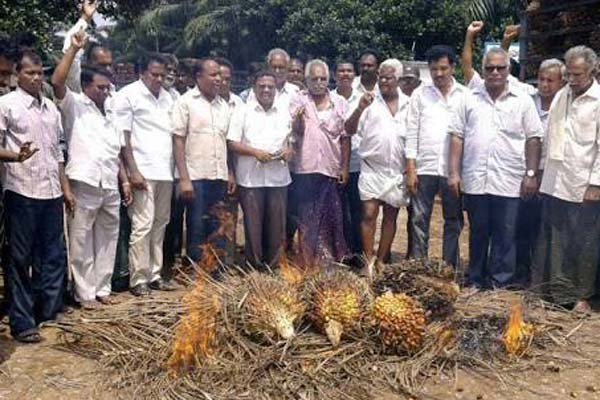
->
[[526, 169, 536, 178]]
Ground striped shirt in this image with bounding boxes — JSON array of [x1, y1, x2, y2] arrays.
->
[[0, 88, 64, 199]]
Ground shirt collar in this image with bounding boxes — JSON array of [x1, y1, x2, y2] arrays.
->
[[472, 80, 518, 101], [424, 78, 464, 97], [137, 79, 168, 101], [252, 99, 278, 113], [191, 86, 222, 105], [16, 87, 48, 109]]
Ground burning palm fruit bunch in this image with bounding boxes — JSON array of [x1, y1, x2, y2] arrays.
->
[[372, 259, 460, 319], [168, 276, 222, 373], [503, 301, 535, 357], [302, 269, 373, 347], [234, 271, 305, 342], [371, 292, 426, 354]]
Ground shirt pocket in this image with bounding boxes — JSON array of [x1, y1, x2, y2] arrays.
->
[[571, 113, 597, 145]]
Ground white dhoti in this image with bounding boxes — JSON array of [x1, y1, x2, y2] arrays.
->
[[358, 165, 408, 208]]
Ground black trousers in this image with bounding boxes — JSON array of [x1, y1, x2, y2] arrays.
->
[[4, 191, 66, 336]]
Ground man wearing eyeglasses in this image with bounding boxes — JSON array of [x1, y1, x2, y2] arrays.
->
[[447, 47, 543, 289]]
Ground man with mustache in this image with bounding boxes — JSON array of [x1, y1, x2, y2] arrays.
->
[[290, 60, 348, 267], [448, 47, 543, 289], [406, 45, 466, 269]]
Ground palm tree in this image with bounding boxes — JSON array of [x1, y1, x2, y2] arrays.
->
[[466, 0, 525, 22]]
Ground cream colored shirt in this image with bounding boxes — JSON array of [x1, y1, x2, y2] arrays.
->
[[540, 81, 600, 203], [171, 87, 230, 181]]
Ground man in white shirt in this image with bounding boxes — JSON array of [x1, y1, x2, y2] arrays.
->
[[217, 58, 243, 112], [448, 47, 543, 289], [345, 59, 409, 275], [62, 0, 114, 94], [533, 46, 600, 313], [406, 45, 465, 268], [52, 32, 131, 309], [245, 49, 299, 111], [228, 70, 292, 267], [114, 54, 176, 296], [332, 61, 363, 260]]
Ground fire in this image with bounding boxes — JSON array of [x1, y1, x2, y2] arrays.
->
[[503, 301, 534, 357], [278, 253, 305, 286], [198, 243, 220, 274], [168, 278, 220, 374]]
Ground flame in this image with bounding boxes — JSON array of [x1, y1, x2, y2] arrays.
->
[[198, 244, 219, 273], [279, 252, 305, 286], [503, 301, 534, 356], [168, 278, 220, 374]]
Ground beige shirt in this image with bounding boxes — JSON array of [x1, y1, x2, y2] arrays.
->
[[171, 87, 230, 181], [540, 81, 600, 203]]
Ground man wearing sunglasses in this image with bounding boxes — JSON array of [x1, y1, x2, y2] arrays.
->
[[448, 47, 543, 289]]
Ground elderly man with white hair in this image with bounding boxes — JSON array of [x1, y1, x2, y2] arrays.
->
[[448, 47, 544, 289], [532, 46, 600, 313], [345, 58, 409, 274], [289, 59, 348, 267], [515, 58, 566, 285], [247, 48, 299, 111]]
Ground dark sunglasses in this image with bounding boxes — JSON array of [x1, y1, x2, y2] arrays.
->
[[484, 65, 508, 73]]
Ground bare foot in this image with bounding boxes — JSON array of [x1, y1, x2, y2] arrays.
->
[[573, 300, 592, 315], [80, 300, 101, 310]]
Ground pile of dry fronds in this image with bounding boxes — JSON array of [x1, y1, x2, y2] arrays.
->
[[50, 259, 598, 399]]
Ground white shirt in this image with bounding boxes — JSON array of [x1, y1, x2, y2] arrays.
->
[[227, 100, 291, 188], [246, 82, 298, 112], [224, 92, 244, 114], [533, 93, 550, 131], [113, 80, 175, 181], [448, 83, 544, 198], [540, 81, 600, 203], [332, 88, 362, 173], [356, 90, 410, 207], [406, 79, 467, 177], [59, 89, 123, 190]]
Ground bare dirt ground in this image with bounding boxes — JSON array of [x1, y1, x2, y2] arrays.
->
[[1, 204, 600, 400]]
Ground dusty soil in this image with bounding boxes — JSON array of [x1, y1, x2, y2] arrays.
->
[[1, 204, 600, 400]]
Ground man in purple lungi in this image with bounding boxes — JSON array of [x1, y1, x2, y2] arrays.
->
[[290, 60, 348, 267]]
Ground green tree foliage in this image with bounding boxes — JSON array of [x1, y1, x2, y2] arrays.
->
[[114, 0, 471, 67], [0, 0, 156, 54]]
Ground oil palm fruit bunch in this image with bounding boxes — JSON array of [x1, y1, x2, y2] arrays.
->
[[372, 259, 459, 319], [303, 269, 372, 347], [237, 271, 305, 341], [371, 292, 426, 354]]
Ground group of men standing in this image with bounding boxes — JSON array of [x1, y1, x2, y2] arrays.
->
[[1, 0, 600, 344]]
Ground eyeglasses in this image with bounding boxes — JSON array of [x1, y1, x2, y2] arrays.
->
[[484, 65, 508, 73]]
